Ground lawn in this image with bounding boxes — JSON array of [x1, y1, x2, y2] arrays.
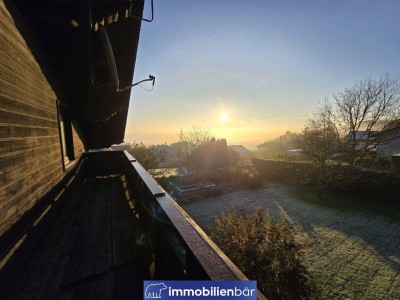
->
[[181, 182, 400, 299]]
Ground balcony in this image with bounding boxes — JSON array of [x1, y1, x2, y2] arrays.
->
[[0, 151, 264, 299]]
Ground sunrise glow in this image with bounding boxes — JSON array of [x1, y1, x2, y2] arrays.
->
[[219, 113, 229, 121]]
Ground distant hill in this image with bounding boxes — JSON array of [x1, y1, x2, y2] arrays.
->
[[257, 131, 299, 151]]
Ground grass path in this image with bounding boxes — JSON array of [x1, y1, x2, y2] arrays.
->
[[181, 182, 400, 299]]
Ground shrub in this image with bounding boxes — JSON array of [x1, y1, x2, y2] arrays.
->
[[210, 208, 315, 300], [252, 158, 311, 181]]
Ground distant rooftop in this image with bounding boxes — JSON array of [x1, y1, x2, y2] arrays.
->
[[228, 145, 252, 155], [346, 131, 381, 140]]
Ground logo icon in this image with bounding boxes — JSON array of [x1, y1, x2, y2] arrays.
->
[[144, 282, 167, 299]]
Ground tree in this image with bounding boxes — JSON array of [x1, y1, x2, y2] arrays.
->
[[128, 142, 174, 177], [183, 137, 230, 172], [296, 112, 341, 164], [172, 126, 237, 174], [201, 137, 229, 169], [312, 74, 400, 165], [172, 126, 211, 174]]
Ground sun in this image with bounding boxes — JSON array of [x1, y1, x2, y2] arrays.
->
[[219, 113, 229, 121]]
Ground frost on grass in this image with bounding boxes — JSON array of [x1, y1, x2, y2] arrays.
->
[[182, 182, 400, 300]]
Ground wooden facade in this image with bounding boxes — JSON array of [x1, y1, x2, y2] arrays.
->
[[0, 1, 84, 235]]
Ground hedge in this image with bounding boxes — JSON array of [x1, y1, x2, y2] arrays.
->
[[253, 158, 400, 200]]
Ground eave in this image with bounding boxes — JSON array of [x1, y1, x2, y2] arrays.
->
[[7, 0, 145, 149]]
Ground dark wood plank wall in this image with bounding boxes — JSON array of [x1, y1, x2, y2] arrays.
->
[[73, 127, 84, 158], [0, 1, 84, 235]]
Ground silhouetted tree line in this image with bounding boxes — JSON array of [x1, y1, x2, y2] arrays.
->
[[187, 137, 231, 171]]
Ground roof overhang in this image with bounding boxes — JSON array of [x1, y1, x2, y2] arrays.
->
[[6, 0, 145, 149]]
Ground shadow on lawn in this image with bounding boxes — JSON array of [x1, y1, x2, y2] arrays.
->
[[290, 185, 400, 221], [287, 186, 400, 275]]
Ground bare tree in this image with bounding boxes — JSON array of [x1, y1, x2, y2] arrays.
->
[[171, 126, 211, 174], [296, 116, 341, 164], [313, 74, 400, 165]]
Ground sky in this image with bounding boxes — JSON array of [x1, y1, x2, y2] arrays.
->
[[126, 0, 400, 149]]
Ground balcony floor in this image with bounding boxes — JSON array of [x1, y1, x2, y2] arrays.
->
[[0, 176, 152, 300]]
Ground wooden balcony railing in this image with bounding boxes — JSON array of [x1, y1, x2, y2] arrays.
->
[[0, 150, 266, 299]]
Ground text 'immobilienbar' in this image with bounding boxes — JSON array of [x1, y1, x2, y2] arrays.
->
[[144, 280, 257, 300]]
